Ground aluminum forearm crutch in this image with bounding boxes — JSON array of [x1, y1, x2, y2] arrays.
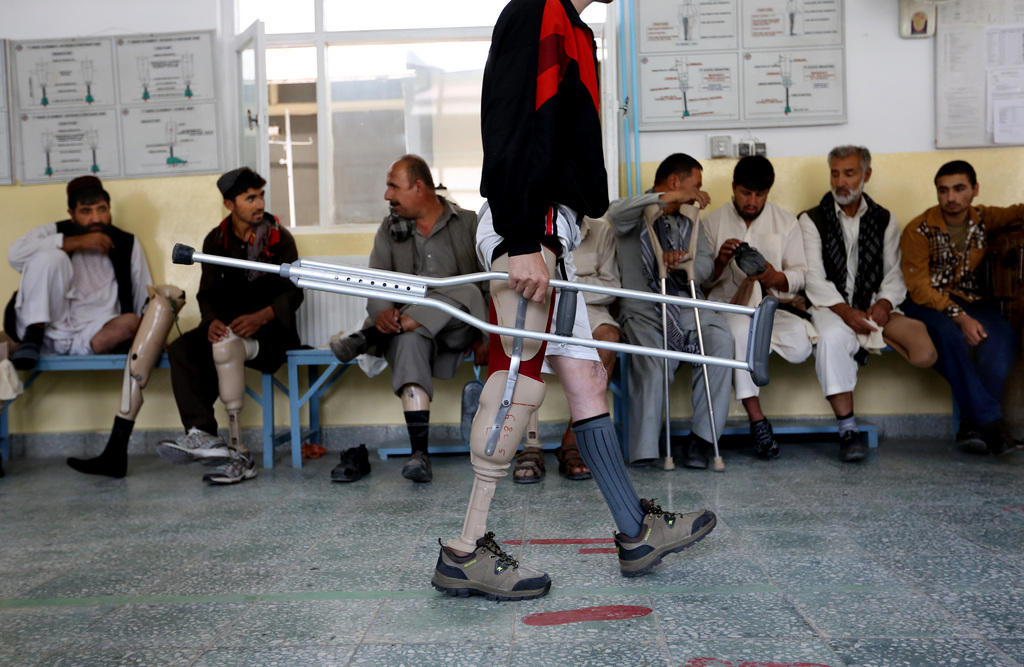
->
[[642, 212, 675, 470], [171, 244, 778, 382], [690, 280, 724, 472]]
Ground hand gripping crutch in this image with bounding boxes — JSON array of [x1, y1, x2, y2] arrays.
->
[[690, 280, 724, 472], [641, 214, 676, 471], [170, 243, 778, 396]]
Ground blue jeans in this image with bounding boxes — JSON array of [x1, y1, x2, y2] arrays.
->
[[902, 297, 1017, 425]]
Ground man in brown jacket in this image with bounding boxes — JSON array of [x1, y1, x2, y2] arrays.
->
[[900, 160, 1020, 457]]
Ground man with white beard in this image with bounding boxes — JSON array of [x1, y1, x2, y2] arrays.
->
[[798, 146, 936, 462]]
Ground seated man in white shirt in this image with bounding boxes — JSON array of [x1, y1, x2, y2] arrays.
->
[[798, 145, 936, 461], [702, 156, 813, 460], [5, 175, 183, 478]]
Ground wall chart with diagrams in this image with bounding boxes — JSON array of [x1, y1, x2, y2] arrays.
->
[[636, 0, 846, 130], [10, 31, 219, 184], [0, 42, 13, 185]]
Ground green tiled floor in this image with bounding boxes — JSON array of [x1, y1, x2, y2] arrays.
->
[[1, 436, 1023, 666]]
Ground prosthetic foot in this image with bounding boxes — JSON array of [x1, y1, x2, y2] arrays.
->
[[68, 285, 184, 478]]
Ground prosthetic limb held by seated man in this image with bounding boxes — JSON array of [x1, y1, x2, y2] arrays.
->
[[67, 284, 185, 478]]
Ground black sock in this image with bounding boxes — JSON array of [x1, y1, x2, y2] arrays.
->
[[405, 410, 430, 455], [67, 415, 133, 478], [21, 323, 45, 346]]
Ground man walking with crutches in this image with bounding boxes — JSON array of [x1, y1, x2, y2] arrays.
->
[[429, 0, 718, 601], [608, 154, 734, 469]]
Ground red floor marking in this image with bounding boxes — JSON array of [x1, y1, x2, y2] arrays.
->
[[578, 547, 617, 554], [683, 660, 834, 667], [501, 538, 616, 546], [522, 604, 652, 626]]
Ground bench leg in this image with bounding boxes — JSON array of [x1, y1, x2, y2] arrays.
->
[[262, 373, 274, 470], [289, 358, 302, 468], [1, 402, 8, 461]]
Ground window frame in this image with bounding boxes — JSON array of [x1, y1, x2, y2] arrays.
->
[[223, 0, 618, 230]]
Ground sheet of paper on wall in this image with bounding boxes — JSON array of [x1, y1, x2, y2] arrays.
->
[[992, 97, 1024, 143], [936, 28, 990, 147], [939, 0, 1024, 28], [987, 66, 1024, 136]]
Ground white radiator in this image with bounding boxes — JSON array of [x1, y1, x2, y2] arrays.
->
[[295, 256, 371, 348]]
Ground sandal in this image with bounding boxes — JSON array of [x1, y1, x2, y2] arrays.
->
[[557, 431, 592, 481], [513, 447, 545, 484]]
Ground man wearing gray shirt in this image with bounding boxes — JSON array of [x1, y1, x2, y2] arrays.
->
[[607, 153, 733, 467], [330, 155, 486, 482]]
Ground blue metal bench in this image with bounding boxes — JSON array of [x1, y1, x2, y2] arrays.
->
[[613, 354, 879, 454], [0, 353, 288, 470]]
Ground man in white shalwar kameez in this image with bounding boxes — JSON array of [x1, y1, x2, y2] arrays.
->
[[702, 156, 812, 458], [798, 145, 936, 462]]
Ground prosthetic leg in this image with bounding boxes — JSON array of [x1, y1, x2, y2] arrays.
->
[[68, 285, 185, 478], [400, 383, 433, 482], [211, 331, 259, 456], [447, 251, 555, 553]]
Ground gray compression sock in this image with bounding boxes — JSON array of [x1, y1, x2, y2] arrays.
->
[[572, 413, 645, 537]]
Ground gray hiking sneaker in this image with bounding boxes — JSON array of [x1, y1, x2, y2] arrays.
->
[[615, 499, 717, 577], [329, 330, 368, 363], [202, 450, 257, 485], [431, 532, 551, 601], [157, 428, 230, 464]]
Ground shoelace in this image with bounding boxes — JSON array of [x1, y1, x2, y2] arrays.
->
[[477, 532, 519, 570], [643, 499, 678, 522]]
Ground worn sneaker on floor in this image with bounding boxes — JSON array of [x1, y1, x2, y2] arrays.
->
[[202, 450, 257, 485], [751, 418, 780, 459], [331, 444, 371, 482], [431, 532, 551, 601], [402, 451, 432, 483], [956, 422, 988, 455], [329, 330, 368, 363], [838, 429, 867, 462], [615, 499, 716, 577], [157, 427, 231, 464]]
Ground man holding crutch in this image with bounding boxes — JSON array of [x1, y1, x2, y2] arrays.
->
[[607, 154, 733, 469], [430, 0, 717, 601]]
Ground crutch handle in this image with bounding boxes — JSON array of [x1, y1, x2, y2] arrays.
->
[[554, 288, 577, 337], [746, 296, 778, 387]]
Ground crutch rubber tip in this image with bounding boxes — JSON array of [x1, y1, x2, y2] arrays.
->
[[712, 456, 725, 472], [172, 243, 195, 265], [662, 458, 676, 471]]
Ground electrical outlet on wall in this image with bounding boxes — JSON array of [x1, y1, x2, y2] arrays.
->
[[736, 142, 753, 158], [709, 135, 732, 158], [754, 142, 767, 156]]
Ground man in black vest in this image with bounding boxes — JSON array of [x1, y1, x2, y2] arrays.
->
[[7, 176, 150, 370], [798, 146, 936, 462], [5, 175, 185, 479]]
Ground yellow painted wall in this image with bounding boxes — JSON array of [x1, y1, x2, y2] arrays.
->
[[2, 146, 1020, 434]]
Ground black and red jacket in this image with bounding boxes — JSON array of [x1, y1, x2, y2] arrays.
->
[[480, 0, 610, 257]]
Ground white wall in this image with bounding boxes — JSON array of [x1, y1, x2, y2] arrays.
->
[[636, 0, 936, 162], [0, 0, 218, 38]]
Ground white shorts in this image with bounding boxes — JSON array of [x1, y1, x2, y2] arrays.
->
[[476, 203, 600, 373]]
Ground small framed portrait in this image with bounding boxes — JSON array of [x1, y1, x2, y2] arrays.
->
[[900, 0, 937, 39]]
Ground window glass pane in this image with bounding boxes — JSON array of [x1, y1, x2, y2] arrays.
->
[[266, 47, 319, 227], [324, 0, 605, 31], [327, 41, 488, 225], [239, 0, 314, 34], [325, 0, 507, 31]]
